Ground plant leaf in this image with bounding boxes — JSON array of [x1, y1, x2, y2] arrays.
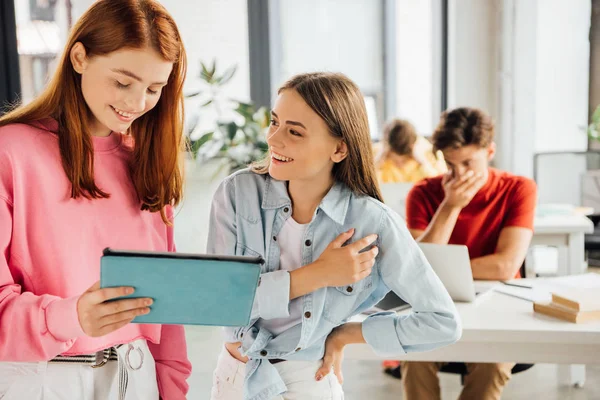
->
[[235, 102, 255, 122], [256, 141, 269, 152], [190, 131, 215, 157], [196, 131, 215, 147], [185, 90, 202, 98], [592, 105, 600, 124], [218, 65, 237, 86], [217, 121, 239, 141], [242, 123, 260, 140], [200, 62, 212, 82], [210, 59, 217, 78]]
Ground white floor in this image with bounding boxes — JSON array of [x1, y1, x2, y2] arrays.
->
[[184, 325, 600, 400]]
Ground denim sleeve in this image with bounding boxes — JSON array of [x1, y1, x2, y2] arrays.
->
[[361, 209, 462, 356], [207, 178, 291, 322]]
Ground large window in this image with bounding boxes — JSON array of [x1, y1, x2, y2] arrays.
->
[[248, 0, 446, 140], [395, 0, 445, 136], [274, 0, 386, 139], [14, 0, 71, 104]]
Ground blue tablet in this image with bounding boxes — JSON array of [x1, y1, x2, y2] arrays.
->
[[100, 248, 263, 326]]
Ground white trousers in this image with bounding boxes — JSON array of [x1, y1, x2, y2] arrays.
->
[[0, 339, 158, 400], [210, 347, 344, 400]]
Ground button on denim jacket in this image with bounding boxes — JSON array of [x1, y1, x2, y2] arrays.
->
[[207, 170, 461, 400]]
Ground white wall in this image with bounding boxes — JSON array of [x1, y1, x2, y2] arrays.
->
[[395, 0, 435, 135], [534, 1, 590, 153], [160, 0, 250, 102], [447, 0, 499, 115], [506, 0, 538, 177], [14, 0, 31, 24], [277, 0, 382, 93], [496, 0, 591, 205], [275, 0, 383, 137]]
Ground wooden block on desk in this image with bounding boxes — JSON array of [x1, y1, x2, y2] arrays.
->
[[551, 288, 600, 312], [533, 301, 600, 323]]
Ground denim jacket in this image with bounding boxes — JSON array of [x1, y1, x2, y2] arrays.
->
[[206, 169, 461, 400]]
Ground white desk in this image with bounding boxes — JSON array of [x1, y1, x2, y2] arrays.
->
[[349, 282, 600, 386], [531, 214, 594, 276]]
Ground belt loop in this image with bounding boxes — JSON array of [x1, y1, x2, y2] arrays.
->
[[37, 361, 48, 374]]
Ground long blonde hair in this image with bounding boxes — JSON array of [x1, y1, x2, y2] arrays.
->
[[0, 0, 187, 223], [252, 72, 382, 202]]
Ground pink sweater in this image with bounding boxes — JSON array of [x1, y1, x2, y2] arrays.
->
[[0, 119, 191, 399]]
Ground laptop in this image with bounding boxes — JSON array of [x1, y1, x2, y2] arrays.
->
[[372, 243, 492, 312], [418, 243, 492, 302]]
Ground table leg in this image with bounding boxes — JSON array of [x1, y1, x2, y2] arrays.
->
[[556, 246, 569, 276], [558, 364, 586, 388], [562, 233, 587, 387], [567, 233, 587, 275]]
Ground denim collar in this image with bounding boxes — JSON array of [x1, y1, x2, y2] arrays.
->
[[261, 175, 350, 226]]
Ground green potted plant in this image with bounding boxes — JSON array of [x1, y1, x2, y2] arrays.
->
[[587, 105, 600, 141], [185, 61, 270, 179]]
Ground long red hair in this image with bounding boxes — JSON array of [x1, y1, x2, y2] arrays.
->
[[0, 0, 186, 224]]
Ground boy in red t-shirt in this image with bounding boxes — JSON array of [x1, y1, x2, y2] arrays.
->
[[400, 107, 537, 400]]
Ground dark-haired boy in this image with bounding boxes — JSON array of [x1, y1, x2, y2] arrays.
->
[[401, 107, 537, 400]]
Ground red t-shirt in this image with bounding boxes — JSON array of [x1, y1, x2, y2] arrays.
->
[[406, 168, 537, 260]]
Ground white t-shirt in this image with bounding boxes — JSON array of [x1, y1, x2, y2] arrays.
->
[[260, 217, 307, 336]]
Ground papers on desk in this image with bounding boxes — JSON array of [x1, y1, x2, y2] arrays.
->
[[542, 273, 600, 289], [493, 273, 600, 303], [494, 285, 551, 302]]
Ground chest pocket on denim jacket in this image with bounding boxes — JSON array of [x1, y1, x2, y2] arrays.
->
[[236, 243, 262, 258], [322, 275, 374, 324]]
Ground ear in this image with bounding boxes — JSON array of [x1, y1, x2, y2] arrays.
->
[[331, 140, 348, 163], [70, 42, 89, 74], [487, 142, 496, 161]]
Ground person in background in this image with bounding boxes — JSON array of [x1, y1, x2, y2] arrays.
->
[[398, 107, 537, 400], [374, 119, 446, 183]]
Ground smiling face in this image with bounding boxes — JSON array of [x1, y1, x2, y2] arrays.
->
[[266, 89, 348, 183], [70, 43, 173, 136]]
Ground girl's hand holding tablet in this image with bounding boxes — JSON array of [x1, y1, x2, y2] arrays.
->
[[77, 281, 153, 337]]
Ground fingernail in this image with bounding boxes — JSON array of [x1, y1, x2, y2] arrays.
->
[[316, 375, 322, 381], [126, 287, 134, 294], [145, 299, 153, 306]]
